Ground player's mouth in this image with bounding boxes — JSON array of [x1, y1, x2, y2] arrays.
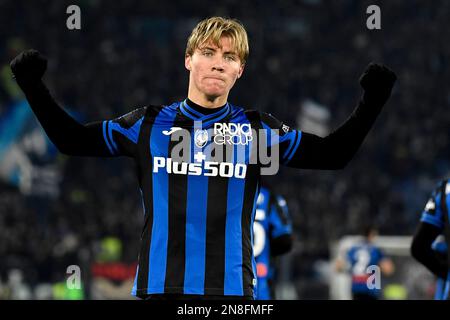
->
[[205, 76, 225, 82]]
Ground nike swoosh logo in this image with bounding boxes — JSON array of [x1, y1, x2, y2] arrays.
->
[[162, 127, 183, 135]]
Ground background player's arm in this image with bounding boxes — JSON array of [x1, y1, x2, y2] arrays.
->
[[334, 257, 347, 273], [269, 195, 293, 256], [262, 64, 397, 169], [378, 253, 395, 276], [270, 233, 293, 256], [10, 50, 122, 157], [411, 222, 447, 279]]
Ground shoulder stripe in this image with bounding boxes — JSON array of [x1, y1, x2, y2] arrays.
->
[[107, 120, 118, 153], [285, 131, 302, 163], [102, 121, 115, 155]]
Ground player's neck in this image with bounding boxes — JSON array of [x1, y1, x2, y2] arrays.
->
[[187, 90, 228, 109], [185, 98, 227, 115]]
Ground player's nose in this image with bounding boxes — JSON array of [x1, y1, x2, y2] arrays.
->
[[212, 65, 224, 72], [211, 56, 225, 72]]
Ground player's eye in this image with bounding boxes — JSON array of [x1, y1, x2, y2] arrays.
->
[[225, 55, 236, 61], [202, 50, 213, 57]]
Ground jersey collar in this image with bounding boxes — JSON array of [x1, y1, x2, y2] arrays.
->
[[179, 100, 232, 126]]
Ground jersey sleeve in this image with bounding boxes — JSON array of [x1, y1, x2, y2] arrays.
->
[[432, 236, 447, 253], [259, 112, 303, 166], [269, 195, 293, 238], [101, 107, 146, 157], [268, 194, 293, 256], [375, 247, 385, 262], [420, 183, 445, 230], [346, 247, 356, 266]]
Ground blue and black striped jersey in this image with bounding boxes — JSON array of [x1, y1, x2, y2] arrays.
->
[[347, 243, 384, 296], [253, 187, 292, 300], [421, 180, 450, 230], [101, 100, 302, 298]]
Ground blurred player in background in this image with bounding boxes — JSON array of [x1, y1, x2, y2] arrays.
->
[[411, 179, 449, 300], [253, 184, 293, 300], [10, 16, 396, 300], [335, 225, 394, 300]]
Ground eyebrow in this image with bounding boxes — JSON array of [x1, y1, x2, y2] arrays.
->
[[201, 46, 237, 55]]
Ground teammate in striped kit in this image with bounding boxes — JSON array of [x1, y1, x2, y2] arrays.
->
[[253, 186, 293, 300], [412, 179, 449, 300], [10, 16, 396, 299]]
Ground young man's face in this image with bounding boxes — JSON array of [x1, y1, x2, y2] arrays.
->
[[185, 36, 244, 102]]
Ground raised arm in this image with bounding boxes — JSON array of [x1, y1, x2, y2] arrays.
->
[[264, 63, 397, 170], [10, 49, 111, 157]]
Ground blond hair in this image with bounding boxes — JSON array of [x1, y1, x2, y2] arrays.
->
[[186, 17, 249, 64]]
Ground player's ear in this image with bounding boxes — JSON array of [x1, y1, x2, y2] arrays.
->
[[185, 54, 192, 71], [237, 63, 245, 79]]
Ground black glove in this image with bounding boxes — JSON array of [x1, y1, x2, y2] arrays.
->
[[10, 49, 47, 88], [359, 63, 397, 104]]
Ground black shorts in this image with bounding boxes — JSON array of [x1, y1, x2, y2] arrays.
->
[[352, 292, 378, 300]]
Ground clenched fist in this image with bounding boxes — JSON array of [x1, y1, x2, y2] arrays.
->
[[359, 63, 397, 93], [359, 63, 397, 105], [10, 49, 47, 87]]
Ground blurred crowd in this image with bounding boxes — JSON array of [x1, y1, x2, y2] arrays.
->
[[0, 0, 449, 299]]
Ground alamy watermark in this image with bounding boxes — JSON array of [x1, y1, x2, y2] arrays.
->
[[66, 265, 81, 290], [366, 265, 381, 290], [66, 5, 81, 30], [366, 5, 381, 30]]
